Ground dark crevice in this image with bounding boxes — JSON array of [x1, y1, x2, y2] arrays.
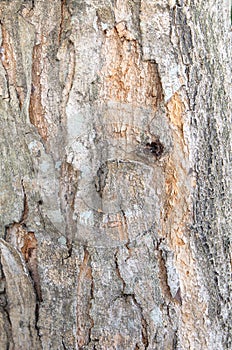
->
[[95, 163, 108, 198], [62, 338, 68, 350], [145, 140, 164, 158], [130, 294, 149, 349], [19, 179, 29, 224], [63, 238, 73, 260], [114, 250, 149, 348], [114, 249, 126, 292], [173, 330, 178, 349], [88, 260, 94, 345], [120, 209, 129, 244], [156, 246, 174, 302], [37, 201, 46, 230], [28, 268, 43, 303], [153, 239, 182, 304]]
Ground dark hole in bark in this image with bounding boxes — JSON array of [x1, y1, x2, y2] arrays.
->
[[145, 140, 164, 157], [38, 200, 43, 205], [95, 164, 108, 197], [27, 248, 34, 260]]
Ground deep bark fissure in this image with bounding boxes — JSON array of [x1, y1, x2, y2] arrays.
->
[[88, 259, 95, 346], [19, 179, 29, 224], [131, 294, 149, 349], [114, 249, 126, 293], [35, 302, 42, 345], [62, 338, 68, 350], [114, 249, 149, 348]]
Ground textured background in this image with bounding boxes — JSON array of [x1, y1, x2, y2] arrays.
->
[[0, 1, 231, 349]]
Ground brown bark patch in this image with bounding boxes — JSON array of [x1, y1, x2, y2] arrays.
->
[[163, 93, 188, 225], [100, 24, 162, 108], [167, 92, 184, 137], [20, 231, 37, 262]]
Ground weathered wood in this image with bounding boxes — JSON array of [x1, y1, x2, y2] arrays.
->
[[0, 0, 231, 349]]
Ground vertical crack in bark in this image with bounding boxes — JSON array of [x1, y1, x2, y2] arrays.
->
[[62, 337, 68, 350], [58, 0, 66, 45], [29, 41, 48, 140], [37, 200, 46, 230], [120, 209, 129, 245], [35, 302, 42, 345], [95, 163, 108, 199], [60, 40, 75, 124], [88, 259, 94, 345], [114, 249, 126, 293], [19, 179, 29, 224], [60, 161, 79, 258], [23, 231, 43, 302], [131, 294, 149, 349], [172, 6, 193, 66], [157, 245, 175, 302], [76, 247, 94, 348], [1, 16, 32, 109], [114, 249, 149, 348], [156, 241, 182, 306], [57, 0, 75, 125]]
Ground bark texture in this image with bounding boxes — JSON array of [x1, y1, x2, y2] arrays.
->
[[0, 1, 231, 349]]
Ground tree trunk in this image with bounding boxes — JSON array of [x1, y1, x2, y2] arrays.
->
[[0, 1, 231, 349]]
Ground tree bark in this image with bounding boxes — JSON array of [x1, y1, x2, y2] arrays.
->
[[0, 1, 231, 349]]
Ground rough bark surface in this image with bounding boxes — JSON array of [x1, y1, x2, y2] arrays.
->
[[0, 1, 231, 349]]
